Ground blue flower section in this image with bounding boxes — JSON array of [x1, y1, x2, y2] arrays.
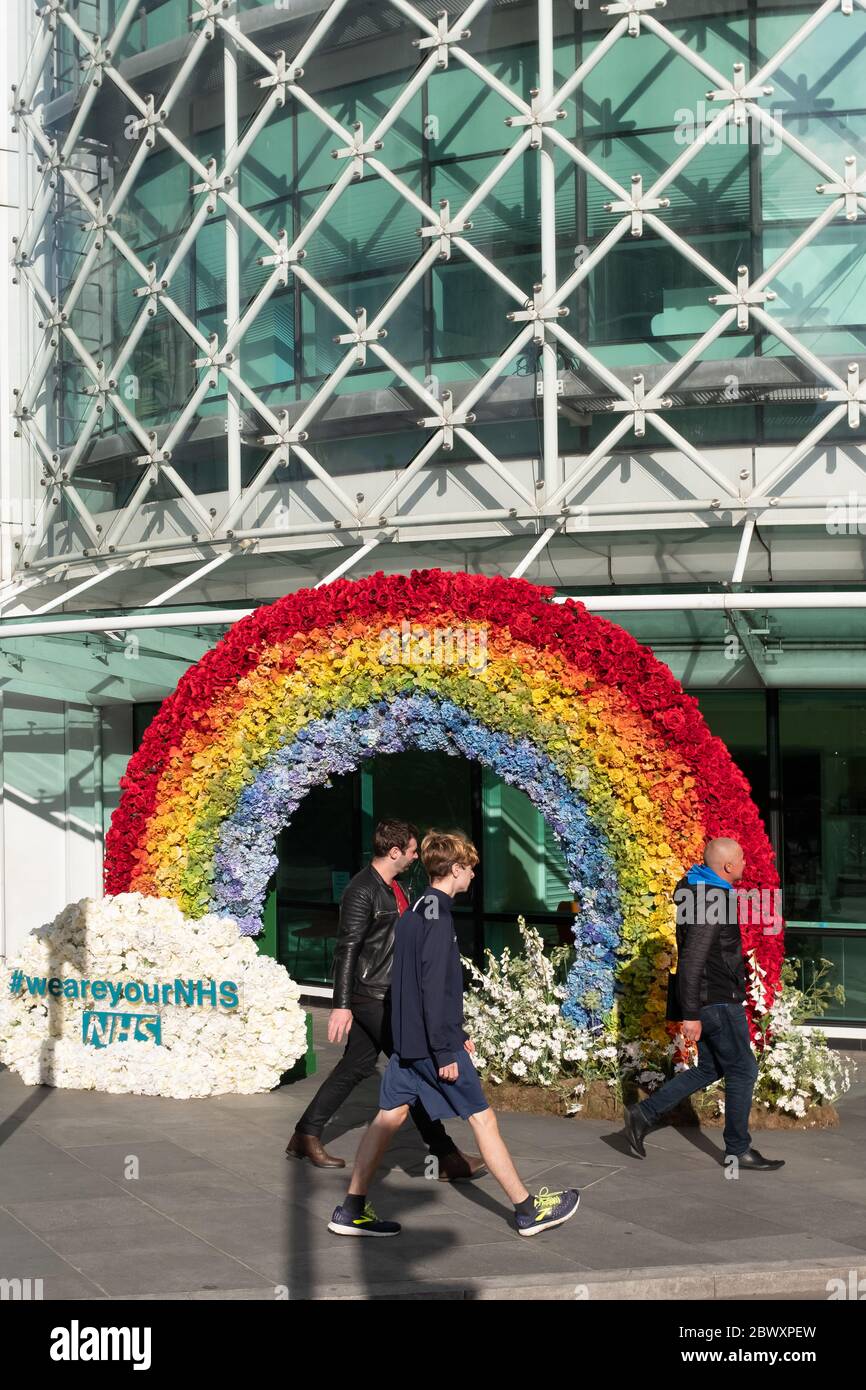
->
[[210, 696, 623, 1026]]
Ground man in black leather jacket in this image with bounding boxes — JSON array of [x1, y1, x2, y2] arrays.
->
[[623, 838, 785, 1172], [286, 818, 485, 1180]]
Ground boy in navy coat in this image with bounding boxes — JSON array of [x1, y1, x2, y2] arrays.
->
[[329, 830, 581, 1238]]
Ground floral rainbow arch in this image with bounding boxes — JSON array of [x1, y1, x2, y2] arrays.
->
[[104, 570, 783, 1039]]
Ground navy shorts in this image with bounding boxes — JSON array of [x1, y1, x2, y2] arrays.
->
[[379, 1049, 489, 1122]]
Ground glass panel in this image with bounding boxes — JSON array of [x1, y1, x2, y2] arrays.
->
[[761, 115, 866, 222], [297, 71, 422, 191], [585, 131, 750, 234], [780, 693, 866, 926], [588, 231, 752, 347], [122, 146, 192, 249], [432, 251, 534, 361], [481, 769, 573, 956], [194, 218, 226, 313], [115, 1, 191, 61], [583, 20, 749, 135], [757, 11, 866, 114], [763, 223, 866, 337], [367, 750, 473, 898], [785, 931, 866, 1024], [278, 905, 340, 987], [242, 291, 296, 389], [299, 173, 423, 281], [276, 777, 356, 904], [240, 106, 294, 207], [300, 271, 422, 380], [693, 691, 770, 832]]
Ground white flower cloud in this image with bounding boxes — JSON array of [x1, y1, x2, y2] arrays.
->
[[0, 894, 307, 1099]]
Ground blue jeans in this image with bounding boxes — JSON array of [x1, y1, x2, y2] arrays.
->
[[637, 1002, 759, 1157]]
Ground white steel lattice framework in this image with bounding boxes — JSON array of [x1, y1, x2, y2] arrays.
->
[[6, 0, 866, 603]]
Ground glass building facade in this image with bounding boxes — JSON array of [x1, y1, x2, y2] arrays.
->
[[7, 0, 865, 561]]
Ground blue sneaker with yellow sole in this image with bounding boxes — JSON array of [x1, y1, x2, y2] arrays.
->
[[328, 1201, 401, 1237], [516, 1186, 581, 1236]]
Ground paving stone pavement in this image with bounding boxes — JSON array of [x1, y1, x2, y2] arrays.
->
[[1, 1005, 863, 1301]]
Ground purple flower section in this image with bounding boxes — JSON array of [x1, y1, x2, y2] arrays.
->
[[210, 696, 623, 1026]]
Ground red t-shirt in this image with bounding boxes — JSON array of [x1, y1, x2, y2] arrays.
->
[[391, 879, 409, 914]]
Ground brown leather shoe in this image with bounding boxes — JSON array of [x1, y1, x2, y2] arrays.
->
[[436, 1150, 487, 1182], [285, 1132, 346, 1168]]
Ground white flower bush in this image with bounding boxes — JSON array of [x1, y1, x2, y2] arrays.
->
[[748, 961, 853, 1117], [462, 916, 855, 1119], [462, 917, 622, 1091], [0, 894, 307, 1098]]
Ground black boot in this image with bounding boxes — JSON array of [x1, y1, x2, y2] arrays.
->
[[624, 1102, 652, 1158]]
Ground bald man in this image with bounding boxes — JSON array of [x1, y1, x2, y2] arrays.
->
[[623, 839, 784, 1172]]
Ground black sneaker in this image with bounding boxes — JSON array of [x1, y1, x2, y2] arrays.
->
[[328, 1201, 401, 1236]]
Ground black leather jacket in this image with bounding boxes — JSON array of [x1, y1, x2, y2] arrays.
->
[[331, 864, 404, 1009], [666, 876, 748, 1020]]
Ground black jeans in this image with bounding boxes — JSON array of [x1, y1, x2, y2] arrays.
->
[[637, 1001, 759, 1157], [295, 995, 459, 1158]]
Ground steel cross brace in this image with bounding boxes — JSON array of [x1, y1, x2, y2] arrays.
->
[[190, 157, 230, 214], [333, 308, 387, 367], [9, 0, 866, 578], [131, 263, 170, 315], [192, 333, 236, 382], [84, 196, 116, 250], [257, 230, 305, 286], [706, 63, 774, 127], [134, 437, 174, 469], [78, 35, 113, 89], [36, 0, 66, 26], [129, 96, 168, 150], [331, 122, 383, 180], [816, 156, 866, 221], [259, 410, 309, 449], [821, 363, 866, 428], [507, 283, 569, 345], [605, 373, 672, 439], [34, 141, 65, 187], [604, 173, 671, 238], [709, 265, 777, 331], [504, 88, 569, 148], [599, 0, 668, 38], [416, 389, 476, 451], [82, 363, 120, 417], [191, 0, 233, 26], [255, 49, 306, 106], [35, 303, 67, 342], [412, 10, 471, 70], [417, 200, 473, 260]]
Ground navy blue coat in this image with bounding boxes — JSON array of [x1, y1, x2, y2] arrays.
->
[[390, 886, 468, 1068]]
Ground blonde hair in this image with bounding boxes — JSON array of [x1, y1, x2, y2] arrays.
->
[[421, 829, 479, 881]]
